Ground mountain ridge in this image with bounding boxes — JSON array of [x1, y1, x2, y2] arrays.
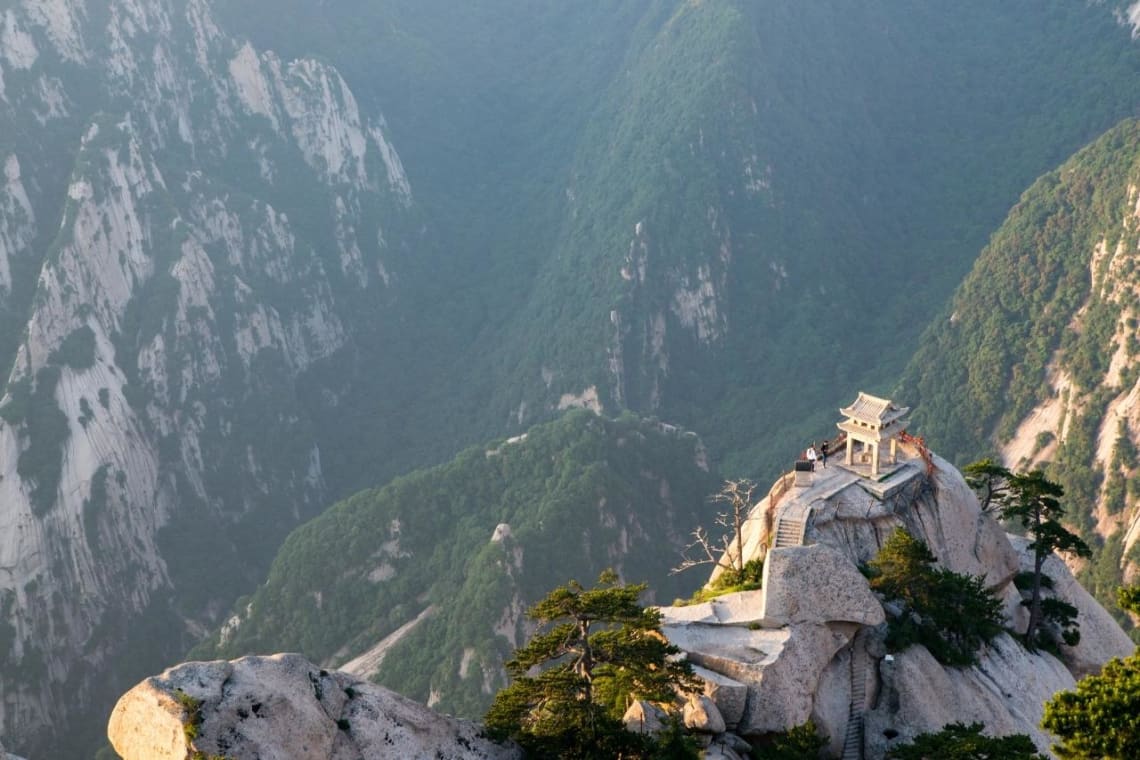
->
[[900, 118, 1140, 636]]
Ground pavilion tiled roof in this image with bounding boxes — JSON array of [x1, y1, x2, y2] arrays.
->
[[840, 392, 909, 426]]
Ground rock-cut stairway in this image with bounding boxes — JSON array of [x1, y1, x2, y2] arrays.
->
[[771, 501, 812, 548], [841, 632, 870, 760]]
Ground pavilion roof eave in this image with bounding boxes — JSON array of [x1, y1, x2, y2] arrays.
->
[[840, 392, 911, 426], [837, 418, 909, 440]]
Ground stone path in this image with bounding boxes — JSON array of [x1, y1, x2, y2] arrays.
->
[[772, 506, 807, 548], [841, 630, 870, 760]]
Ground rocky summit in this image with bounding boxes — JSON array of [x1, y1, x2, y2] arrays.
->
[[657, 439, 1132, 759]]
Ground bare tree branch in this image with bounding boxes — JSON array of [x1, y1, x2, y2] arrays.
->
[[672, 479, 759, 577]]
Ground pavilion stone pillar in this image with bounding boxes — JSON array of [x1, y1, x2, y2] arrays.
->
[[890, 437, 898, 465], [871, 443, 880, 477], [845, 436, 854, 465]]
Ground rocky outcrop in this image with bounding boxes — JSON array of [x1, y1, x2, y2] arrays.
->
[[864, 634, 1074, 758], [1009, 535, 1135, 676], [759, 544, 884, 627], [107, 653, 518, 760], [659, 448, 1133, 758]]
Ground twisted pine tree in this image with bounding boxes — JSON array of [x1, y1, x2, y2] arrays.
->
[[484, 570, 697, 759], [964, 461, 1090, 650]]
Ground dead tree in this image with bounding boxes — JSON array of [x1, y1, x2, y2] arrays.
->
[[672, 479, 758, 579]]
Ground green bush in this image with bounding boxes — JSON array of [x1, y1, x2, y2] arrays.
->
[[866, 530, 1004, 666], [750, 721, 828, 760], [887, 722, 1044, 759], [50, 325, 97, 370]]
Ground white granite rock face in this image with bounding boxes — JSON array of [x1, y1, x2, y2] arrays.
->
[[813, 647, 855, 758], [0, 0, 417, 749], [864, 634, 1075, 758], [107, 654, 519, 760], [683, 694, 726, 734], [760, 544, 885, 627]]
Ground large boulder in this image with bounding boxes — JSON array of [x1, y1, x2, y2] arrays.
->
[[690, 665, 748, 729], [864, 634, 1074, 757], [760, 544, 885, 627], [683, 694, 726, 734], [107, 653, 519, 760], [622, 700, 669, 736]]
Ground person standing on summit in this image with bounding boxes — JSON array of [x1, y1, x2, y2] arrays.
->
[[820, 439, 829, 468], [806, 443, 819, 470]]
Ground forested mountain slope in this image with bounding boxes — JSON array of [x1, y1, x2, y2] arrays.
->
[[0, 0, 420, 754], [5, 0, 1140, 755], [900, 119, 1140, 635], [195, 410, 718, 721], [223, 0, 1140, 479]]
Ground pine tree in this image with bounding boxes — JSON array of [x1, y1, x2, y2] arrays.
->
[[964, 462, 1091, 650], [1042, 652, 1140, 759], [1000, 470, 1091, 649], [865, 530, 1003, 666], [484, 570, 697, 759]]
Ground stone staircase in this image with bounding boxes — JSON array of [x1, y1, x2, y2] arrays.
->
[[772, 515, 805, 548], [771, 501, 812, 548], [840, 633, 869, 760]]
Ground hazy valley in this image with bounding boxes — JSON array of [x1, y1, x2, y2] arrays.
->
[[5, 1, 1140, 757]]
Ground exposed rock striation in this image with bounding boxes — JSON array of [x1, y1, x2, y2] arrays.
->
[[0, 0, 418, 753], [107, 653, 518, 760], [659, 447, 1134, 758]]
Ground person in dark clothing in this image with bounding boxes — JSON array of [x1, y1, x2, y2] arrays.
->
[[820, 440, 829, 467]]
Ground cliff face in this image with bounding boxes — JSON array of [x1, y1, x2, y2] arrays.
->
[[899, 120, 1140, 624], [0, 0, 416, 754], [659, 448, 1133, 758]]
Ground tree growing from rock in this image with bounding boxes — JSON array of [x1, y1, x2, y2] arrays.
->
[[963, 458, 1015, 514], [866, 529, 1003, 666], [751, 721, 829, 759], [964, 462, 1091, 650], [484, 570, 697, 759], [673, 479, 759, 582], [886, 722, 1045, 759]]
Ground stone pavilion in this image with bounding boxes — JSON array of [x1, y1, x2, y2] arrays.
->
[[837, 392, 910, 477]]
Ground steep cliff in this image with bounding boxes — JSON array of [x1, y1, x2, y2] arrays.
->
[[0, 0, 417, 754], [899, 119, 1140, 634]]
